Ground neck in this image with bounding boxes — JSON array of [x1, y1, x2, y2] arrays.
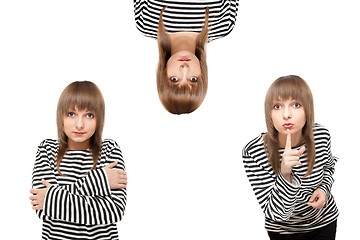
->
[[67, 139, 90, 150], [168, 32, 199, 55]]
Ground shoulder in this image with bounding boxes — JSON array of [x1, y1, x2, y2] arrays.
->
[[35, 139, 58, 162], [242, 134, 265, 158], [101, 139, 123, 157], [101, 139, 125, 168], [38, 139, 58, 153], [102, 139, 121, 150], [313, 123, 331, 141]]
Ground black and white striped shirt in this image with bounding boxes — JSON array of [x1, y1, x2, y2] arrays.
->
[[32, 139, 126, 240], [134, 0, 239, 41], [242, 124, 339, 234]]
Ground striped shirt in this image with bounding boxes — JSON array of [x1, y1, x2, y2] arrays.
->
[[134, 0, 239, 41], [32, 139, 127, 240], [242, 124, 339, 234]]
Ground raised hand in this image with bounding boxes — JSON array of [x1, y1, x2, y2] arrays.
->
[[281, 130, 306, 182], [308, 189, 326, 209], [29, 179, 51, 210], [104, 161, 127, 189]]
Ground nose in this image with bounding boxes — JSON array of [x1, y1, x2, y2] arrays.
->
[[181, 64, 189, 83], [283, 106, 292, 120], [76, 116, 85, 130]]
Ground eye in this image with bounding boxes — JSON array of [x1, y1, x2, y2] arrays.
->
[[86, 113, 95, 119], [293, 103, 302, 108], [190, 77, 198, 82], [273, 104, 281, 110], [170, 76, 179, 82], [67, 112, 75, 117]]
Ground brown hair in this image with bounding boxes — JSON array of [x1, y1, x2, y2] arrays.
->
[[56, 81, 105, 175], [157, 7, 209, 114], [264, 75, 315, 177]]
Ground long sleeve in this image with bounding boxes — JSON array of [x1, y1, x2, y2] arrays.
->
[[32, 140, 58, 220], [317, 129, 338, 197], [133, 0, 239, 41], [32, 139, 127, 225], [242, 141, 301, 221], [242, 126, 339, 233]]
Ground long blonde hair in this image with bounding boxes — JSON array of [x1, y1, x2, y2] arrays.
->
[[157, 6, 209, 114], [264, 75, 315, 177], [56, 81, 105, 175]]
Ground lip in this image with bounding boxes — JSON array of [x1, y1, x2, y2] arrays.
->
[[282, 123, 294, 129], [74, 132, 86, 136], [178, 58, 190, 61]]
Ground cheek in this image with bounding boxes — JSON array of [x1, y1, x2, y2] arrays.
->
[[88, 120, 97, 133], [62, 119, 71, 133], [296, 110, 306, 126], [271, 112, 281, 127]]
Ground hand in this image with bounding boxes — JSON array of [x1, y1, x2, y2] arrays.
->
[[104, 161, 127, 189], [308, 189, 326, 209], [29, 179, 51, 210], [281, 130, 306, 182]]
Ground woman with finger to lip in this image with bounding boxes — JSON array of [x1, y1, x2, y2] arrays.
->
[[134, 0, 239, 114], [30, 81, 127, 240], [242, 75, 339, 240]]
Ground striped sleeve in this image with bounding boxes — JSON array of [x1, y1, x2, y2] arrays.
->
[[42, 142, 126, 225], [32, 140, 58, 220], [32, 140, 112, 219], [242, 140, 302, 221], [32, 140, 127, 225], [134, 0, 239, 41], [317, 128, 338, 196]]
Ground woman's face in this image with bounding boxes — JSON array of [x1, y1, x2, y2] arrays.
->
[[63, 106, 97, 150], [271, 97, 306, 144], [166, 51, 201, 86]]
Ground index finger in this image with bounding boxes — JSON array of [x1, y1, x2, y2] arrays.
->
[[285, 130, 292, 150]]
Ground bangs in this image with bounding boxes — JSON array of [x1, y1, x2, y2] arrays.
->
[[160, 86, 205, 114], [268, 76, 309, 104], [58, 81, 103, 116]]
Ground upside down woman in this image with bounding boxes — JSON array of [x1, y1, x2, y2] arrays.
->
[[243, 75, 339, 240], [134, 0, 239, 114]]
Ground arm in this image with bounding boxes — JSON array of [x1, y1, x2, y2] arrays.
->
[[31, 140, 127, 224], [42, 142, 126, 225], [243, 145, 301, 221], [318, 133, 337, 197], [31, 140, 58, 220], [32, 140, 126, 197]]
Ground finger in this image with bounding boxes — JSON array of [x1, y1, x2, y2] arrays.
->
[[29, 195, 37, 200], [33, 205, 43, 210], [289, 161, 303, 167], [284, 156, 301, 161], [105, 161, 118, 169], [285, 149, 303, 156], [117, 183, 127, 189], [30, 188, 38, 194], [285, 130, 292, 150], [309, 193, 317, 202], [299, 146, 306, 156], [118, 178, 128, 184], [42, 179, 51, 188]]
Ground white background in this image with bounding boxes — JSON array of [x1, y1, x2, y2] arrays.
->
[[0, 0, 359, 239]]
